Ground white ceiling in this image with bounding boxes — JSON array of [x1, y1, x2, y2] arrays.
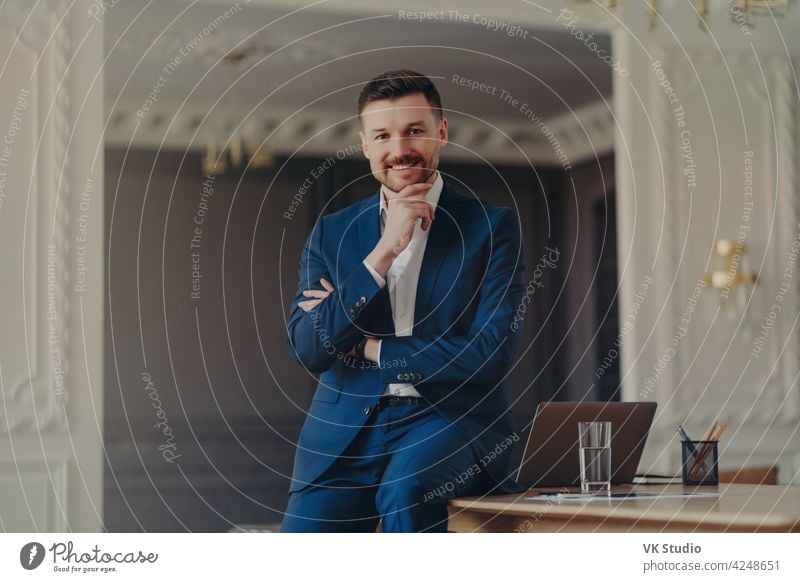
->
[[103, 0, 800, 164], [104, 0, 613, 123]]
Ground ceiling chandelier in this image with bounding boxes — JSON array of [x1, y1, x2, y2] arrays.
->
[[201, 136, 273, 176]]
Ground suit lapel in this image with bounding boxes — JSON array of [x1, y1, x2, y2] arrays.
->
[[357, 189, 394, 336], [355, 182, 466, 337], [357, 189, 382, 261], [413, 182, 465, 335]]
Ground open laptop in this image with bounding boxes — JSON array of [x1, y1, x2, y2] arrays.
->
[[515, 401, 657, 487]]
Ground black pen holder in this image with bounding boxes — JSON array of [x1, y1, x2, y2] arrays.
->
[[681, 440, 719, 486]]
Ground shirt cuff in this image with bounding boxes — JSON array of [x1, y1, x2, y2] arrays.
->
[[362, 259, 386, 289], [376, 339, 382, 363]]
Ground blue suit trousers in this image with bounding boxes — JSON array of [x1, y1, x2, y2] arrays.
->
[[280, 402, 491, 532]]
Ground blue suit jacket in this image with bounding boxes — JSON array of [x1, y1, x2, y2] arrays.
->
[[286, 180, 526, 493]]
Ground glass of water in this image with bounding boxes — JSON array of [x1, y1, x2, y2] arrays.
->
[[578, 421, 612, 493]]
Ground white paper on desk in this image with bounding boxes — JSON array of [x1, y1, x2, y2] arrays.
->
[[526, 492, 720, 502]]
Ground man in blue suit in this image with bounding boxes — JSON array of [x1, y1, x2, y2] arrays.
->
[[282, 70, 526, 532]]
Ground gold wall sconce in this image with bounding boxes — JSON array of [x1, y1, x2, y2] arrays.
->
[[704, 239, 758, 315]]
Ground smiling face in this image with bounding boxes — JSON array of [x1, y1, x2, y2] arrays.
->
[[359, 93, 448, 195]]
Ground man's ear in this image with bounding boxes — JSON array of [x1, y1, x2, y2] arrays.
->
[[438, 116, 448, 148], [359, 130, 369, 158]]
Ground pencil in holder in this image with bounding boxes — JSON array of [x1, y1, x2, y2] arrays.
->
[[681, 440, 719, 486]]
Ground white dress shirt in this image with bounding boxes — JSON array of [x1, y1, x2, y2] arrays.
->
[[362, 172, 443, 397]]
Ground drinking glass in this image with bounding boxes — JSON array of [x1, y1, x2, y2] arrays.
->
[[578, 421, 612, 493]]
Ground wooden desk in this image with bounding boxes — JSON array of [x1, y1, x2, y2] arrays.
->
[[447, 483, 800, 532]]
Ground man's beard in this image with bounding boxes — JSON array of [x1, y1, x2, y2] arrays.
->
[[377, 155, 436, 193]]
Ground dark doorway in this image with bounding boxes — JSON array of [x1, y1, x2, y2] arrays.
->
[[103, 149, 615, 530]]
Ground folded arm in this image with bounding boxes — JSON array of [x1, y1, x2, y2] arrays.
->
[[376, 208, 526, 387], [285, 217, 385, 373]]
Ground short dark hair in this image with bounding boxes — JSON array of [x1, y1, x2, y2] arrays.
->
[[357, 69, 443, 122]]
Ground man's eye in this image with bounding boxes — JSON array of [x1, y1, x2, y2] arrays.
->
[[375, 134, 389, 141], [408, 128, 423, 135]]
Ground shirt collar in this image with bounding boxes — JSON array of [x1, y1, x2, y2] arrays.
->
[[379, 171, 443, 215]]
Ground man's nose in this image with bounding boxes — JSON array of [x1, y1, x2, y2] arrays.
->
[[387, 136, 412, 160]]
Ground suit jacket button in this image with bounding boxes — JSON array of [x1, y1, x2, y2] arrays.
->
[[396, 374, 403, 381], [363, 406, 370, 415], [358, 296, 366, 306], [349, 309, 356, 317], [415, 373, 422, 381]]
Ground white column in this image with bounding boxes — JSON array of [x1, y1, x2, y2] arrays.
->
[[0, 0, 104, 531]]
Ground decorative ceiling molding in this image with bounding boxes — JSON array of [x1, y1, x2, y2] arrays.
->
[[115, 26, 341, 70], [104, 97, 614, 168]]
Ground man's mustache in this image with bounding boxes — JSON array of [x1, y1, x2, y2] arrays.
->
[[384, 158, 425, 168]]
